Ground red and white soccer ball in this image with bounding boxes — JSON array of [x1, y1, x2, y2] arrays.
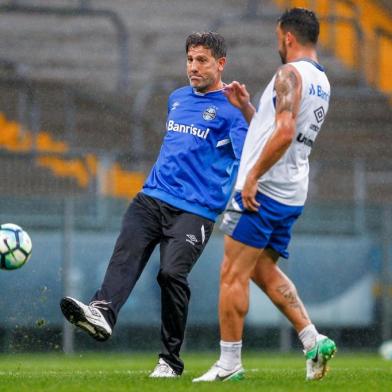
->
[[0, 223, 32, 270]]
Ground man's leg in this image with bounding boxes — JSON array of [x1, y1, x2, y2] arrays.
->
[[90, 193, 162, 327], [192, 235, 262, 382], [61, 193, 162, 340], [251, 248, 336, 380], [251, 247, 311, 333], [217, 235, 263, 373], [219, 235, 264, 341], [155, 208, 214, 375]]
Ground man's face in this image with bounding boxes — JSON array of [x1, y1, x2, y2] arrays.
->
[[276, 25, 288, 64], [187, 45, 225, 93]]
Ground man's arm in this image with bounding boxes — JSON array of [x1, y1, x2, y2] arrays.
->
[[223, 81, 256, 124], [242, 65, 302, 211]]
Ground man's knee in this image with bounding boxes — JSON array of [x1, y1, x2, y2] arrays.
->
[[157, 267, 187, 287], [220, 255, 250, 287], [220, 273, 249, 319], [251, 252, 281, 290]]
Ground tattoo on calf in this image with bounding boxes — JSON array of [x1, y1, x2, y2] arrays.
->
[[276, 284, 309, 321]]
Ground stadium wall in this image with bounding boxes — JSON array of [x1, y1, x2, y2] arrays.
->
[[0, 229, 383, 352]]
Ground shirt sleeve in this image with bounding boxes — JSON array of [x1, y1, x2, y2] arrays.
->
[[167, 93, 172, 115], [229, 111, 248, 160]]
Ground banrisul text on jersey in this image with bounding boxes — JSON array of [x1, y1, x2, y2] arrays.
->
[[166, 120, 210, 139]]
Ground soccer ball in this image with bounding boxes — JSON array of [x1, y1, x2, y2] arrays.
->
[[0, 223, 32, 270], [379, 340, 392, 360]]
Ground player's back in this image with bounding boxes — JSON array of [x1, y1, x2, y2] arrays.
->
[[236, 59, 330, 206]]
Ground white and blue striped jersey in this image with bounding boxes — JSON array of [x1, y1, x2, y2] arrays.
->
[[235, 59, 330, 206], [143, 86, 248, 221]]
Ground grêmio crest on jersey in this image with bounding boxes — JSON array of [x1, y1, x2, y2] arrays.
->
[[203, 106, 218, 121]]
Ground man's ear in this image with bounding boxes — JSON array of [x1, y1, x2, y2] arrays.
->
[[286, 31, 296, 47], [218, 57, 227, 72]]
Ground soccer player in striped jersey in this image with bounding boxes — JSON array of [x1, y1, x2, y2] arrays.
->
[[60, 32, 248, 378], [194, 8, 336, 383]]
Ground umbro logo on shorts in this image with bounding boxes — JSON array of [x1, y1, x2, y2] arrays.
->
[[186, 226, 206, 246], [186, 234, 198, 246]]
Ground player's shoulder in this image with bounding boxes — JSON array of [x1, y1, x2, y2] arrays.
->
[[273, 64, 304, 91], [169, 85, 193, 99], [275, 63, 302, 80], [286, 60, 327, 79]]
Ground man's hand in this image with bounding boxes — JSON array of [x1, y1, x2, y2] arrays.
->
[[224, 82, 255, 124], [223, 81, 250, 110], [241, 173, 260, 212]]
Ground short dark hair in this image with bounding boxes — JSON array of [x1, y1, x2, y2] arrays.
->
[[185, 32, 227, 58], [278, 8, 320, 45]]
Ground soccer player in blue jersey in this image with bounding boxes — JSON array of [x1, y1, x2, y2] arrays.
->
[[60, 32, 248, 377], [194, 9, 336, 383]]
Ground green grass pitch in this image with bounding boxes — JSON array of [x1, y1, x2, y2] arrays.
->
[[0, 352, 391, 391]]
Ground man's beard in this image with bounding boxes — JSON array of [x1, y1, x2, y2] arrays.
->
[[193, 83, 208, 93], [190, 77, 211, 93], [279, 41, 287, 64]]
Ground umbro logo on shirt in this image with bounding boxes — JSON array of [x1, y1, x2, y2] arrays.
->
[[314, 106, 325, 123], [171, 101, 180, 110]]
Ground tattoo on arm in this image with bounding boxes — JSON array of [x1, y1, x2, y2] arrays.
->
[[274, 66, 300, 115]]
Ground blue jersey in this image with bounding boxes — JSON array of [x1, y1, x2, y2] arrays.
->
[[142, 86, 248, 221]]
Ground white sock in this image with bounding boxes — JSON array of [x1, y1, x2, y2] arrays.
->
[[298, 324, 319, 351], [217, 340, 242, 370]]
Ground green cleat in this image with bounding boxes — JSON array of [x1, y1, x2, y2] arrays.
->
[[305, 335, 337, 380]]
